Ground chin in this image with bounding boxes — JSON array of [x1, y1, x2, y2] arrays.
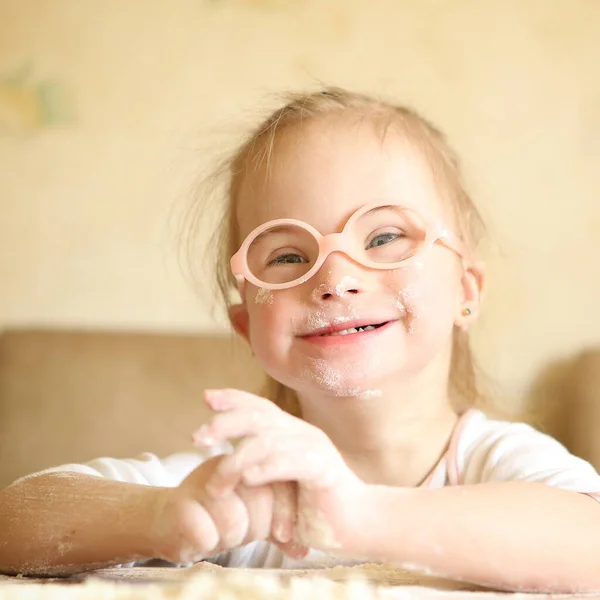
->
[[257, 338, 438, 397], [276, 356, 393, 399]]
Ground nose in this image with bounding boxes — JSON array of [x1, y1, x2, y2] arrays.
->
[[310, 253, 363, 302]]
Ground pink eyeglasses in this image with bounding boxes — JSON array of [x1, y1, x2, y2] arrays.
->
[[230, 203, 469, 291]]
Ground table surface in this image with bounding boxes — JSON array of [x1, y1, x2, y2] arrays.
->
[[0, 564, 596, 599]]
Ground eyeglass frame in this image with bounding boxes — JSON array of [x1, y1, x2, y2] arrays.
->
[[230, 202, 470, 291]]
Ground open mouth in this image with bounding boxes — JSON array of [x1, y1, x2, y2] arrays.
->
[[318, 322, 388, 337]]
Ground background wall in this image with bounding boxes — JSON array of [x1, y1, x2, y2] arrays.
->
[[1, 0, 599, 407]]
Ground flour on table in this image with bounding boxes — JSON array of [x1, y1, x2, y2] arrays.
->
[[0, 563, 494, 599], [188, 561, 486, 590]]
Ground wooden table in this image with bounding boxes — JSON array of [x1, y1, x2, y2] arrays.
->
[[0, 564, 595, 599]]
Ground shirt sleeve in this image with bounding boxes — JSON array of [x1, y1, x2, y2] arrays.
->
[[458, 412, 600, 501], [33, 443, 233, 487]]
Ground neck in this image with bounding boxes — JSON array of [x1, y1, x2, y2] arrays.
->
[[297, 370, 459, 487]]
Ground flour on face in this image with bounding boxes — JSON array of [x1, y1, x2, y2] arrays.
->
[[254, 287, 274, 305]]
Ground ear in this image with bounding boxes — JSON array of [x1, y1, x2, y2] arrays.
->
[[229, 303, 251, 343], [455, 260, 486, 330]]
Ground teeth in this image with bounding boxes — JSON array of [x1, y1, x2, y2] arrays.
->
[[322, 325, 377, 337], [336, 328, 359, 336]]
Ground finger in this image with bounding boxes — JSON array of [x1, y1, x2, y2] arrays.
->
[[192, 408, 289, 447], [202, 388, 281, 413], [185, 455, 244, 501], [242, 450, 336, 489], [271, 481, 297, 544], [183, 503, 221, 558], [208, 433, 311, 497], [205, 436, 273, 497], [218, 435, 275, 477], [198, 489, 249, 551], [235, 483, 275, 545], [270, 538, 310, 560]]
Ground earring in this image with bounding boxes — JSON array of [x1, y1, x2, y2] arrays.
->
[[461, 307, 472, 316]]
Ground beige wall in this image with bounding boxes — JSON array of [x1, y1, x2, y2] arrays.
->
[[1, 0, 599, 405]]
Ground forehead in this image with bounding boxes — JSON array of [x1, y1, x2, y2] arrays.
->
[[235, 115, 448, 240]]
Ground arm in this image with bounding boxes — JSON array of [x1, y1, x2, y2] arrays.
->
[[0, 472, 169, 576], [0, 457, 301, 576], [193, 390, 600, 591], [353, 481, 600, 593]]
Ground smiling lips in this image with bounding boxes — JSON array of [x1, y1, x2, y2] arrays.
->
[[299, 318, 396, 345]]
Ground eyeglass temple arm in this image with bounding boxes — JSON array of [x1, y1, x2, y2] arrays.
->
[[439, 230, 472, 263]]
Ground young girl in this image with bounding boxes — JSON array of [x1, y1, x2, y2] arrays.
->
[[2, 87, 600, 592]]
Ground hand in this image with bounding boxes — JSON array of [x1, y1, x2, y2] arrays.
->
[[155, 455, 307, 564], [192, 389, 367, 553]]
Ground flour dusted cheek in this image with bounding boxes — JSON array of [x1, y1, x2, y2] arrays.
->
[[385, 262, 436, 335], [254, 287, 274, 305], [395, 284, 425, 334]]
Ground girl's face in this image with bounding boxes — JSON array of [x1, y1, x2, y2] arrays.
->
[[231, 115, 481, 398]]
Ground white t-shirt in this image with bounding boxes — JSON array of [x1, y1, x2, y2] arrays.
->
[[39, 409, 600, 569]]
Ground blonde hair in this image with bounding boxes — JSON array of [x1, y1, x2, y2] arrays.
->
[[185, 86, 490, 417]]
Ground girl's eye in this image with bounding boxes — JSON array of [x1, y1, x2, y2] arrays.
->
[[267, 253, 308, 266], [366, 232, 404, 250]]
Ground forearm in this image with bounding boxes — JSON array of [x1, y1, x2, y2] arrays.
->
[[353, 482, 600, 593], [0, 472, 169, 576]]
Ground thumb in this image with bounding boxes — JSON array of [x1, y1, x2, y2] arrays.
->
[[270, 537, 310, 560], [270, 482, 310, 559]]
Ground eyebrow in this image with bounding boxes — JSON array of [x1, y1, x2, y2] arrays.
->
[[359, 204, 403, 219], [370, 204, 401, 212], [251, 225, 301, 245]]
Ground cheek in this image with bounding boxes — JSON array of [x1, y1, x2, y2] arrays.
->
[[253, 287, 274, 306], [384, 259, 458, 332], [246, 289, 291, 350], [247, 303, 277, 337]]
